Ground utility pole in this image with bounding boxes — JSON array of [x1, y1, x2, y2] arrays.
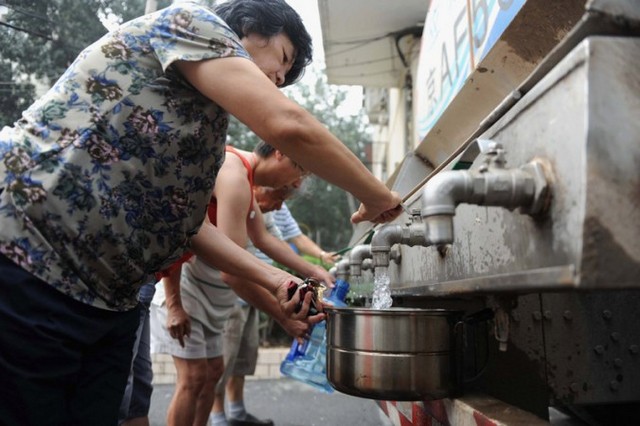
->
[[145, 0, 158, 14]]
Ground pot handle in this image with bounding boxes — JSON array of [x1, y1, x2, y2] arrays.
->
[[463, 308, 494, 324], [454, 308, 494, 384], [453, 308, 494, 334]]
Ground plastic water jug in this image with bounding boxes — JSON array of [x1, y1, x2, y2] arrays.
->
[[280, 278, 350, 392]]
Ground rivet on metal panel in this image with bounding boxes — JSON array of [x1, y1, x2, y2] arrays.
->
[[602, 310, 613, 320], [614, 358, 623, 368], [570, 382, 579, 393], [563, 310, 573, 321], [610, 380, 620, 392], [532, 311, 542, 321], [543, 310, 552, 320], [611, 332, 621, 342], [594, 345, 605, 355], [629, 345, 639, 355]]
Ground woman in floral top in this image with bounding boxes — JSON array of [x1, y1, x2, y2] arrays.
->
[[0, 0, 402, 424]]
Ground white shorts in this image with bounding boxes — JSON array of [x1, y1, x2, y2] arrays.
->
[[149, 257, 236, 359], [150, 302, 224, 359]]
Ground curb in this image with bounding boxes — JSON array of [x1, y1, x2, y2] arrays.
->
[[151, 347, 289, 384]]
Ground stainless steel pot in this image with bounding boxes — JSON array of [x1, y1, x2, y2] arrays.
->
[[325, 306, 464, 401]]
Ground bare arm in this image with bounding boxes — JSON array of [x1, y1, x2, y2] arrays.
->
[[248, 206, 335, 286], [161, 265, 191, 347], [190, 219, 310, 318], [194, 157, 322, 320], [174, 58, 402, 224], [224, 274, 315, 338]]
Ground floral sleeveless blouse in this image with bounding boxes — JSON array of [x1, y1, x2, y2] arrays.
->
[[0, 2, 250, 311]]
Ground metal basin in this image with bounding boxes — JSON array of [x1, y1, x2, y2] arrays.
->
[[325, 306, 463, 401]]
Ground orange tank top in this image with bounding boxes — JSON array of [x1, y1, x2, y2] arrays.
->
[[207, 146, 256, 225], [157, 146, 256, 278]]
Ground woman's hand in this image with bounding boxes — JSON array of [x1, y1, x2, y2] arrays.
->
[[351, 191, 403, 224], [310, 265, 336, 289], [319, 250, 340, 265], [275, 279, 325, 325]]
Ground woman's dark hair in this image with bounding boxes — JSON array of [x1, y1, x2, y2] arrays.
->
[[254, 140, 276, 158], [215, 0, 313, 87]]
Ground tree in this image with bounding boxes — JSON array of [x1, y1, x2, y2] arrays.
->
[[0, 0, 171, 126], [226, 69, 372, 251], [285, 72, 370, 251]]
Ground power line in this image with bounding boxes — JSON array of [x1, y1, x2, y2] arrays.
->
[[0, 2, 55, 24], [0, 2, 54, 40], [0, 20, 53, 40], [0, 82, 35, 86]]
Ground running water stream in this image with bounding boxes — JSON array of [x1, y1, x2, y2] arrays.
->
[[371, 266, 392, 309], [350, 275, 362, 300]]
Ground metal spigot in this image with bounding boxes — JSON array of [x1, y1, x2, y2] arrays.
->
[[370, 209, 430, 268], [334, 258, 350, 282], [361, 258, 373, 272], [349, 244, 372, 277], [421, 140, 552, 247]]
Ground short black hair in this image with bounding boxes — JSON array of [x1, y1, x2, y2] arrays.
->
[[254, 140, 276, 158], [215, 0, 313, 87]]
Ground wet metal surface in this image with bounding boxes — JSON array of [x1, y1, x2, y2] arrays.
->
[[384, 37, 640, 295]]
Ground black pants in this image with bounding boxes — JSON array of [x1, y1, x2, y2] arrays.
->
[[0, 254, 140, 426]]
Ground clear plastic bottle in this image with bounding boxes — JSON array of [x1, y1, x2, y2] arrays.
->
[[280, 278, 350, 392]]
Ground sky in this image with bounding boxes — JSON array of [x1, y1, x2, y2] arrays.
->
[[99, 0, 363, 115], [285, 0, 364, 116], [284, 0, 325, 66]]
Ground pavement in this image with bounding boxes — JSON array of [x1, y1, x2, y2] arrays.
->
[[149, 378, 394, 426]]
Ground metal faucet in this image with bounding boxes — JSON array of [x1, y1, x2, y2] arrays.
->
[[332, 258, 351, 282], [421, 140, 552, 247], [349, 244, 372, 277], [351, 244, 402, 274], [370, 210, 430, 268], [361, 258, 373, 272]]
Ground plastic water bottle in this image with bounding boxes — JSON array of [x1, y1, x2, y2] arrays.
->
[[280, 278, 350, 392]]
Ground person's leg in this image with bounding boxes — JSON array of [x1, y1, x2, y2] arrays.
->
[[167, 356, 210, 426], [151, 279, 230, 426], [166, 322, 225, 426], [226, 306, 273, 426], [193, 356, 224, 426], [212, 302, 246, 424], [226, 375, 248, 419], [0, 254, 139, 426], [226, 375, 246, 401], [121, 285, 155, 426], [71, 311, 141, 424], [121, 320, 153, 425], [119, 301, 149, 425], [152, 302, 212, 426]]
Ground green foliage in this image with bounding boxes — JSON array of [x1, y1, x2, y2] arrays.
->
[[226, 116, 262, 151], [227, 70, 371, 251], [283, 71, 371, 251], [272, 254, 330, 278], [0, 0, 172, 126], [227, 69, 371, 251]]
